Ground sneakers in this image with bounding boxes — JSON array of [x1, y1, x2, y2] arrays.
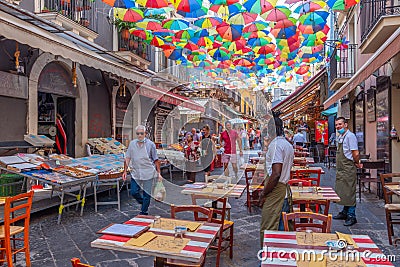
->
[[333, 212, 347, 220], [344, 217, 357, 226], [139, 211, 148, 215]]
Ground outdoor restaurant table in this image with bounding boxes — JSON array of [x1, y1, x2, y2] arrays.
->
[[181, 182, 246, 199], [291, 166, 325, 174], [294, 157, 315, 164], [0, 166, 95, 224], [290, 186, 340, 202], [91, 215, 221, 267], [261, 230, 395, 267]]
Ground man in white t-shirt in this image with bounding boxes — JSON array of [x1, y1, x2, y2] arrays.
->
[[259, 115, 294, 246], [292, 127, 306, 146]]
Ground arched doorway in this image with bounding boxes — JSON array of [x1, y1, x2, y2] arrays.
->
[[37, 62, 78, 156]]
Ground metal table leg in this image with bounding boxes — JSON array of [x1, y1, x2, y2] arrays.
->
[[80, 182, 87, 216], [57, 190, 65, 225], [94, 181, 98, 212]]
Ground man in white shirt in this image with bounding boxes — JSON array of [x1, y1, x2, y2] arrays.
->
[[259, 115, 294, 246], [333, 117, 362, 226]]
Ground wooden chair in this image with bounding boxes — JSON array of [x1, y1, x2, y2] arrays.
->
[[170, 204, 212, 222], [244, 169, 264, 213], [282, 212, 332, 233], [162, 205, 213, 267], [0, 191, 34, 267], [191, 195, 233, 267], [295, 169, 322, 186], [71, 258, 94, 267], [358, 160, 386, 201], [324, 146, 336, 169], [287, 179, 311, 187], [379, 173, 400, 245], [292, 199, 331, 216]]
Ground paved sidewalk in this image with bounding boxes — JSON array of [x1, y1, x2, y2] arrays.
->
[[15, 152, 400, 267]]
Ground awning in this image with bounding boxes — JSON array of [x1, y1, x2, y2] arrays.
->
[[321, 106, 337, 116], [324, 27, 400, 108], [0, 8, 148, 83], [137, 84, 205, 112]]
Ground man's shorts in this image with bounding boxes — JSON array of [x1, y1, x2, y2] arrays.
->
[[221, 154, 238, 164]]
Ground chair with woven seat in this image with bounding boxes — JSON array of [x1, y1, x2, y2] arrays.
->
[[358, 160, 386, 201], [0, 191, 34, 267], [244, 169, 264, 213], [295, 169, 322, 186], [292, 199, 330, 216], [71, 258, 94, 267], [379, 173, 400, 245], [161, 205, 213, 267], [191, 195, 233, 267], [282, 212, 332, 233]]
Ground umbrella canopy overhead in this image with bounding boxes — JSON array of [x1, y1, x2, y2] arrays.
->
[[229, 118, 249, 124]]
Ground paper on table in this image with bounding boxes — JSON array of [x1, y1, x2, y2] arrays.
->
[[143, 235, 190, 254], [124, 232, 157, 247], [335, 232, 359, 248], [151, 218, 201, 231], [296, 255, 326, 267], [296, 232, 337, 246]]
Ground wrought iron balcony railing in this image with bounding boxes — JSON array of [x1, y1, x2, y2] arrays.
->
[[118, 33, 151, 61], [39, 0, 97, 31], [360, 0, 400, 42], [329, 44, 357, 85]]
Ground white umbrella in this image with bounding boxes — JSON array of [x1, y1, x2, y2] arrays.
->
[[228, 118, 249, 124]]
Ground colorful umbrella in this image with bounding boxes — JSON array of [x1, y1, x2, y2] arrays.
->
[[228, 12, 258, 25], [153, 29, 175, 37], [209, 0, 239, 5], [294, 1, 327, 14], [175, 29, 196, 40], [247, 36, 272, 47], [209, 47, 231, 60], [172, 0, 203, 13], [216, 22, 243, 41], [243, 0, 277, 14], [129, 29, 154, 40], [184, 42, 200, 51], [102, 0, 136, 8], [144, 7, 173, 16], [234, 58, 255, 67], [253, 44, 276, 54], [209, 3, 243, 15], [136, 19, 163, 31], [150, 36, 165, 47], [192, 36, 215, 48], [136, 0, 169, 8], [194, 17, 223, 28], [270, 25, 297, 38], [261, 6, 291, 21], [329, 0, 359, 10], [177, 7, 208, 18], [243, 20, 270, 32], [271, 18, 296, 29], [162, 18, 190, 30], [164, 48, 184, 60], [299, 11, 329, 25], [114, 8, 144, 23]]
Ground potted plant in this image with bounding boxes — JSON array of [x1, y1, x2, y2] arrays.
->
[[80, 18, 90, 27], [113, 19, 136, 40]]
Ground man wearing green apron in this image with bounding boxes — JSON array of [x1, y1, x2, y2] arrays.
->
[[259, 115, 294, 247], [333, 117, 362, 226]]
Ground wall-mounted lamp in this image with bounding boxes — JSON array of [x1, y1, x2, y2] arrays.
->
[[72, 62, 77, 88]]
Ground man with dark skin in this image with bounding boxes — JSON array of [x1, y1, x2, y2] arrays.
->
[[258, 115, 294, 246]]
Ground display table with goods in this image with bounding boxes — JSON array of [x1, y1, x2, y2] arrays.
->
[[0, 154, 95, 224], [157, 148, 185, 173], [87, 137, 126, 155]]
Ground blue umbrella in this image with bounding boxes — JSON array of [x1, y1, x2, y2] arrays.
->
[[169, 49, 184, 60], [177, 7, 208, 18]]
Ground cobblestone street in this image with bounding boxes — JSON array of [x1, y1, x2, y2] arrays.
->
[[19, 155, 400, 267]]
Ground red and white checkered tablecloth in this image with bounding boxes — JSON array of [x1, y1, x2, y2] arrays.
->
[[91, 215, 221, 262], [261, 231, 394, 266]]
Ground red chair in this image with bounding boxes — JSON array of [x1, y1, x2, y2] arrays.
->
[[244, 169, 264, 213], [295, 169, 322, 186], [287, 179, 311, 187], [0, 191, 34, 267], [71, 258, 94, 267]]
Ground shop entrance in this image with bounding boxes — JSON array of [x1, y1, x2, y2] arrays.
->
[[57, 97, 76, 157]]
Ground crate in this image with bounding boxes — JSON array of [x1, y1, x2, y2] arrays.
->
[[0, 174, 25, 196]]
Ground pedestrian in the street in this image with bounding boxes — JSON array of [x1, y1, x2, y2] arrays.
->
[[333, 117, 362, 226], [240, 127, 248, 150], [292, 127, 306, 147], [200, 124, 216, 178], [258, 115, 294, 247], [220, 121, 243, 180], [184, 133, 200, 183], [298, 119, 310, 142], [185, 128, 200, 142], [122, 125, 162, 215]]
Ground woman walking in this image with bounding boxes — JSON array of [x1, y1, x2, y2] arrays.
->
[[184, 133, 200, 183]]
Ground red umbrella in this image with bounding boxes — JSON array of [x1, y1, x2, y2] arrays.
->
[[233, 58, 255, 67], [216, 22, 243, 41], [184, 42, 200, 51]]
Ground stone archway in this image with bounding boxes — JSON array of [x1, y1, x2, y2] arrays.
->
[[28, 53, 88, 157]]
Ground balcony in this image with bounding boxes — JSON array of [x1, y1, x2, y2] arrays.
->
[[329, 44, 357, 91], [115, 33, 151, 69], [360, 0, 400, 54], [37, 0, 98, 41]]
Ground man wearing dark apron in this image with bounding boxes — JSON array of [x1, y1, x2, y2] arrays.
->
[[259, 115, 294, 247], [333, 117, 362, 226]]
